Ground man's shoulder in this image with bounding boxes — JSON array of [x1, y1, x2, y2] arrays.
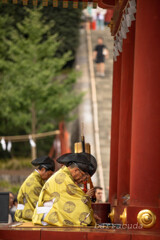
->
[[22, 171, 34, 183], [44, 166, 73, 189], [26, 170, 42, 185], [45, 167, 66, 184], [18, 171, 35, 192]]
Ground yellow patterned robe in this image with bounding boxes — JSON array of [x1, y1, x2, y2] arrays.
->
[[32, 166, 96, 226], [15, 170, 44, 222]]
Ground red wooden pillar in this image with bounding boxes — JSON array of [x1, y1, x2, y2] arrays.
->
[[130, 0, 160, 208], [117, 22, 135, 204], [59, 121, 71, 155], [109, 53, 122, 205]]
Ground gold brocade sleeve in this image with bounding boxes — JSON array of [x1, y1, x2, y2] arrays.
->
[[15, 171, 44, 222], [32, 166, 96, 226]]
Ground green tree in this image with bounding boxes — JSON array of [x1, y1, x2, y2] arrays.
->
[[42, 1, 82, 62], [0, 1, 82, 65], [0, 13, 13, 71], [0, 7, 82, 157]]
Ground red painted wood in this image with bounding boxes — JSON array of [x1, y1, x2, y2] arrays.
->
[[117, 21, 135, 204], [113, 205, 160, 230], [113, 205, 124, 224], [109, 54, 122, 204], [91, 203, 110, 223], [98, 0, 115, 9], [130, 0, 160, 207], [1, 225, 160, 240], [0, 229, 40, 240], [41, 230, 87, 240], [132, 234, 160, 240], [126, 206, 160, 230], [102, 0, 115, 6], [88, 232, 131, 240], [110, 0, 129, 36]]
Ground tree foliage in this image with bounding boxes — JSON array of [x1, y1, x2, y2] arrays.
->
[[0, 1, 82, 64], [41, 1, 82, 60], [0, 6, 83, 157]]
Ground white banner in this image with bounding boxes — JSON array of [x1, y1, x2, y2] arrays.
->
[[130, 14, 136, 21], [112, 0, 137, 58], [1, 138, 6, 150], [121, 26, 127, 39], [29, 136, 36, 147], [7, 141, 12, 152], [119, 29, 123, 38], [114, 46, 120, 57], [126, 14, 132, 27], [122, 18, 129, 33], [128, 6, 136, 14], [117, 41, 122, 53]]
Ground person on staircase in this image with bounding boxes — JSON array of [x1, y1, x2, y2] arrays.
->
[[93, 37, 109, 77]]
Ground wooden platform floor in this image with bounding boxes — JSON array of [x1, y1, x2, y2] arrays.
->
[[0, 223, 160, 240]]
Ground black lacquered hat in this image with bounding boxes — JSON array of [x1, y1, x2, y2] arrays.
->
[[31, 156, 55, 171], [56, 152, 97, 176]]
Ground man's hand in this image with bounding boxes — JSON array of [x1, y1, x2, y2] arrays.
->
[[86, 188, 94, 197]]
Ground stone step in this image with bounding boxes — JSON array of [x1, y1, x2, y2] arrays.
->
[[91, 28, 113, 197]]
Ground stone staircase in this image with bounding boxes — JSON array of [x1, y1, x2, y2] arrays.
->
[[90, 28, 113, 200], [69, 26, 113, 201]]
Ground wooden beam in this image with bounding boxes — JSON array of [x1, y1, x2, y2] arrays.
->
[[98, 0, 115, 9]]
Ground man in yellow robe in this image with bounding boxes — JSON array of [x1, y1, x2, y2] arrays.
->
[[32, 152, 97, 226], [15, 156, 55, 222]]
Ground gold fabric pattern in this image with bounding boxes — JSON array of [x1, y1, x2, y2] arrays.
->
[[63, 219, 74, 226], [81, 196, 90, 205], [32, 166, 95, 226], [24, 209, 33, 219], [33, 200, 37, 208], [24, 193, 29, 201], [44, 182, 49, 189], [50, 192, 60, 203], [26, 177, 34, 186], [63, 201, 76, 213], [15, 170, 44, 222], [16, 210, 22, 218], [55, 172, 66, 184], [48, 212, 59, 224], [33, 212, 43, 225], [34, 187, 42, 196], [79, 212, 92, 225], [66, 184, 77, 195]]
